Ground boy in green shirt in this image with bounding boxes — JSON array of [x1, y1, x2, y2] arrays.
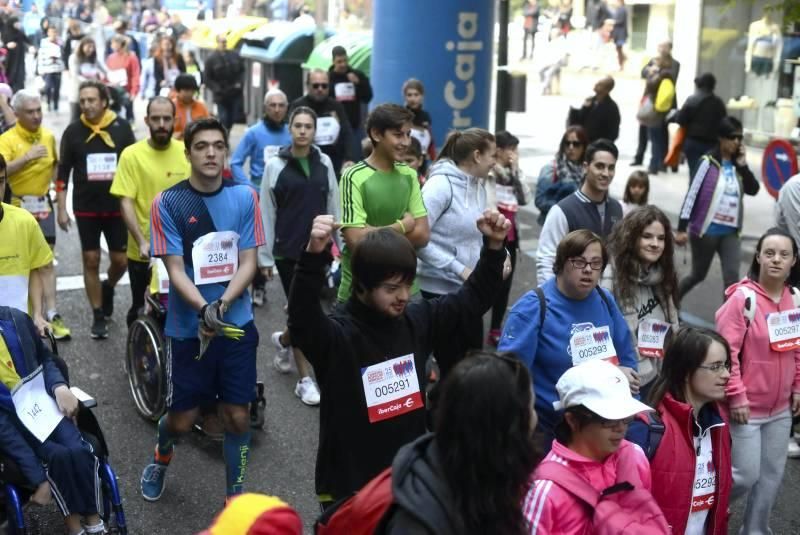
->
[[338, 104, 430, 301]]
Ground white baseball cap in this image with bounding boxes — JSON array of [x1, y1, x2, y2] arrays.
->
[[552, 360, 653, 420]]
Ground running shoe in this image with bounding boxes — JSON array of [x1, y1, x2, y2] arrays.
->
[[295, 376, 320, 406], [271, 331, 292, 373], [50, 315, 71, 340], [141, 462, 169, 501], [252, 287, 265, 307], [789, 438, 800, 459], [102, 280, 115, 318], [90, 311, 108, 340]]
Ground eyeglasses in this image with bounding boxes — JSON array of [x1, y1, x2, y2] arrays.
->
[[697, 361, 731, 373], [725, 135, 743, 142], [564, 140, 583, 148], [568, 257, 604, 270], [311, 83, 329, 89], [599, 416, 635, 428]]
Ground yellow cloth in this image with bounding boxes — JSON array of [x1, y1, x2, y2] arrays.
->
[[81, 110, 118, 148], [0, 203, 53, 313], [0, 123, 57, 198], [109, 139, 189, 260], [207, 494, 301, 535], [0, 333, 21, 390]]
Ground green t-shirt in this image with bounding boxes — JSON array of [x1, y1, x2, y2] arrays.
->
[[298, 156, 310, 177], [337, 160, 428, 301]]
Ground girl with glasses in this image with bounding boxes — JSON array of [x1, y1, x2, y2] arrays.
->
[[603, 206, 679, 399], [499, 229, 639, 451], [627, 327, 733, 534], [714, 227, 800, 534]]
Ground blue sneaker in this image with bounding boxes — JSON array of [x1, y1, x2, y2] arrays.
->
[[141, 463, 168, 501]]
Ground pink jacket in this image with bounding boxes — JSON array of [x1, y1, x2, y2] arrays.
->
[[715, 279, 800, 418], [522, 440, 651, 534]]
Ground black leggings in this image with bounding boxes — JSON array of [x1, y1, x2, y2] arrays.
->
[[490, 243, 517, 330]]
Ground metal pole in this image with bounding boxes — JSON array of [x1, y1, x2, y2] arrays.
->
[[495, 0, 510, 132]]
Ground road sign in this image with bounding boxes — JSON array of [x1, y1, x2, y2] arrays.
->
[[762, 139, 799, 199]]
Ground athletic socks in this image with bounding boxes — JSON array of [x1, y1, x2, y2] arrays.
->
[[155, 415, 176, 464], [223, 430, 251, 497]]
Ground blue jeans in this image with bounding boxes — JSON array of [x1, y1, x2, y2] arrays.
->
[[683, 137, 716, 185], [647, 123, 667, 173]]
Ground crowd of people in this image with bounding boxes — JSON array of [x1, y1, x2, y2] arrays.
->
[[0, 3, 798, 535]]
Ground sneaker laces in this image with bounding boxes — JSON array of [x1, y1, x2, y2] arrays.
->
[[143, 464, 167, 482]]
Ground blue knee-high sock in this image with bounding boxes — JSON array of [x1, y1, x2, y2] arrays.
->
[[155, 416, 176, 463], [223, 431, 251, 497]]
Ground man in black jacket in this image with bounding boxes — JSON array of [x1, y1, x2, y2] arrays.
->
[[203, 35, 245, 131], [328, 45, 372, 157], [290, 69, 356, 177], [289, 211, 509, 507], [576, 76, 620, 143]]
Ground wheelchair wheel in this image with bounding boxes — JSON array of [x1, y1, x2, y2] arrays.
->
[[126, 314, 167, 422]]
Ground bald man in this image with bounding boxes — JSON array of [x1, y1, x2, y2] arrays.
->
[[575, 75, 620, 143]]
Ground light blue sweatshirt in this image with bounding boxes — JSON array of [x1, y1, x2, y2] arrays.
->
[[230, 121, 291, 187]]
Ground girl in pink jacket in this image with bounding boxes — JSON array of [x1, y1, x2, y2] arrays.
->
[[715, 227, 800, 535], [523, 360, 663, 534]]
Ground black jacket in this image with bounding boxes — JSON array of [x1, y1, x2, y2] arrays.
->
[[153, 54, 186, 93], [378, 434, 459, 535], [203, 50, 244, 101], [327, 67, 373, 129], [577, 95, 620, 142], [288, 245, 506, 501], [676, 90, 727, 144], [289, 94, 356, 175]]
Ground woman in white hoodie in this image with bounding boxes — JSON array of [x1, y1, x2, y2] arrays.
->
[[417, 128, 498, 372]]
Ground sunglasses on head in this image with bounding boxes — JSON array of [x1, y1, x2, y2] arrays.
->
[[312, 83, 329, 89]]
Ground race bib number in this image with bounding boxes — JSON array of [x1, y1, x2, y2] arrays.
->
[[334, 82, 356, 102], [361, 354, 423, 423], [495, 185, 519, 212], [569, 326, 618, 366], [637, 319, 671, 358], [12, 366, 64, 443], [107, 68, 128, 87], [86, 153, 117, 181], [191, 231, 239, 285], [20, 196, 51, 220], [0, 275, 28, 314], [263, 145, 280, 162], [767, 308, 800, 351], [409, 127, 431, 153], [315, 116, 341, 146]]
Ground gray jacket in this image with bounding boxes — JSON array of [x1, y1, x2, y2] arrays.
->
[[416, 160, 486, 295]]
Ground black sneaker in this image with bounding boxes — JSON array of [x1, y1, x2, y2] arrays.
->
[[91, 310, 108, 340], [102, 280, 115, 318]]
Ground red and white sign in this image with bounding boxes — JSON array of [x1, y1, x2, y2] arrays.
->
[[191, 231, 239, 285], [691, 492, 715, 512], [569, 325, 618, 366], [637, 318, 671, 358], [361, 354, 423, 423], [767, 308, 800, 352]]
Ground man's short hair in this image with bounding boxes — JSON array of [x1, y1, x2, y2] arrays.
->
[[351, 229, 417, 294], [553, 229, 609, 275], [365, 104, 414, 144], [331, 45, 347, 59], [584, 138, 619, 164], [306, 69, 328, 85], [146, 96, 176, 117], [184, 117, 229, 151], [11, 89, 40, 112], [174, 73, 199, 91], [263, 87, 288, 106], [78, 80, 110, 106]]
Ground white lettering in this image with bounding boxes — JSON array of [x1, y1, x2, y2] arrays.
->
[[444, 11, 482, 130]]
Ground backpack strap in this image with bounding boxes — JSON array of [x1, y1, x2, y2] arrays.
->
[[534, 287, 547, 328], [595, 286, 612, 314], [644, 412, 665, 461], [534, 461, 600, 508]]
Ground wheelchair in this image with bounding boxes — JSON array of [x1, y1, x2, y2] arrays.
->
[[0, 334, 128, 534]]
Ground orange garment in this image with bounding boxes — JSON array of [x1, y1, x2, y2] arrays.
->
[[106, 52, 141, 97], [664, 126, 686, 168], [172, 98, 210, 138]]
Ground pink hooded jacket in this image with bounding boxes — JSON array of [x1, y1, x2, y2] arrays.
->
[[522, 440, 651, 534], [715, 279, 800, 418]]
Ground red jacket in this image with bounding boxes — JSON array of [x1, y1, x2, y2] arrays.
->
[[649, 394, 731, 535]]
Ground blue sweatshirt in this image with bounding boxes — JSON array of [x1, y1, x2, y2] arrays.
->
[[230, 121, 291, 187], [498, 278, 637, 431]]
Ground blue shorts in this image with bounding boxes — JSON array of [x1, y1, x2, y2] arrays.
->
[[165, 321, 259, 411]]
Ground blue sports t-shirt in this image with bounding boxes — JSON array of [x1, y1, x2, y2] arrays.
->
[[150, 180, 266, 338]]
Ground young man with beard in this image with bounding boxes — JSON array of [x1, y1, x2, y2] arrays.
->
[[290, 210, 510, 507], [110, 96, 190, 327], [141, 118, 265, 503], [56, 81, 136, 339], [536, 139, 623, 283], [290, 69, 356, 176]]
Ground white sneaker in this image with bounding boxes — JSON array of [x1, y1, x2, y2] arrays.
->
[[295, 377, 321, 406], [252, 287, 265, 307], [788, 438, 800, 459], [271, 331, 292, 373]]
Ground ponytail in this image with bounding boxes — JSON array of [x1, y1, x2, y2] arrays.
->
[[436, 128, 495, 164]]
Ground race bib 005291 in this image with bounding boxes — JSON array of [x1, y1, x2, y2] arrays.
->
[[361, 354, 423, 423]]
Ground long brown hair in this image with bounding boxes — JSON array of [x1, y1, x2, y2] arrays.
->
[[607, 205, 678, 312], [153, 35, 179, 65], [436, 128, 495, 165]]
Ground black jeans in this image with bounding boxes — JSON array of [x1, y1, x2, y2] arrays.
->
[[214, 95, 241, 131], [683, 137, 716, 185], [43, 72, 61, 111], [127, 259, 149, 327]]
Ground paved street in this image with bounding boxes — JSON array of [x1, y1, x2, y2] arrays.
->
[[28, 68, 800, 533]]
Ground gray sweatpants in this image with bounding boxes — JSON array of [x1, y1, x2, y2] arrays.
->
[[730, 409, 792, 535], [679, 232, 741, 299]]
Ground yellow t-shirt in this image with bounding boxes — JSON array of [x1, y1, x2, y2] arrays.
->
[[0, 203, 53, 313], [0, 335, 21, 390], [109, 139, 190, 261], [0, 124, 57, 198]]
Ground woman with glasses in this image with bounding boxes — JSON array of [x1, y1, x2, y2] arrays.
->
[[675, 116, 759, 300], [499, 230, 638, 451], [524, 359, 666, 533], [379, 351, 539, 534], [714, 228, 800, 534], [534, 126, 587, 225], [627, 327, 732, 535], [603, 206, 679, 399]]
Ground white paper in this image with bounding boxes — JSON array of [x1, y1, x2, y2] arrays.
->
[[12, 367, 64, 443], [0, 275, 29, 313]]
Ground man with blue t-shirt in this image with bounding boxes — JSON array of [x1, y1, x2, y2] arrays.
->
[[140, 118, 265, 503]]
